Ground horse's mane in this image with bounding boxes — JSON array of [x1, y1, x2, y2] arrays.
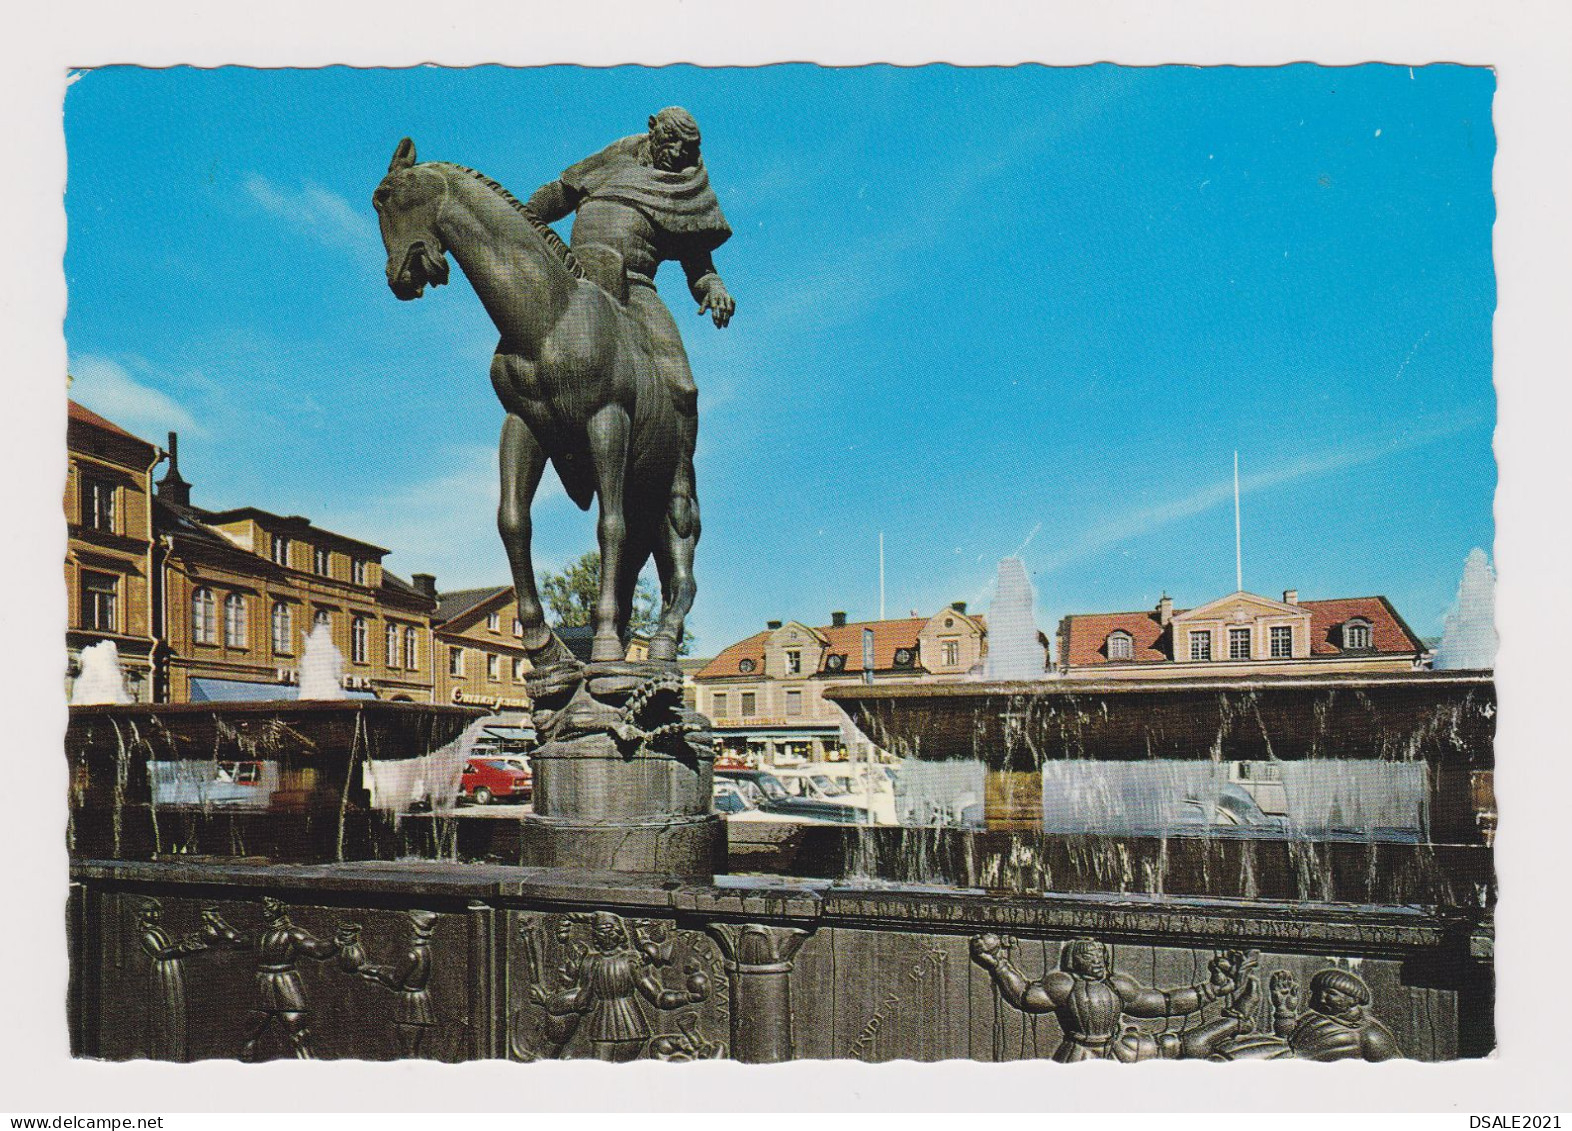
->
[[435, 162, 586, 281]]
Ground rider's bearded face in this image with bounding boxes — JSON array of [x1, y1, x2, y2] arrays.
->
[[651, 129, 698, 173]]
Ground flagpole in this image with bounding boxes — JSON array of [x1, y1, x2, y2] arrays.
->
[[1234, 451, 1243, 593]]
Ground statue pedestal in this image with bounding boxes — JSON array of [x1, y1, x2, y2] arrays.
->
[[523, 659, 721, 879]]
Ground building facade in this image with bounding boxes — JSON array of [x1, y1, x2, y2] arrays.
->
[[431, 586, 536, 710], [693, 606, 1000, 764], [152, 437, 439, 703], [1056, 589, 1426, 679], [65, 401, 162, 702]]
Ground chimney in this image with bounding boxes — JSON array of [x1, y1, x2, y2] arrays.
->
[[951, 601, 967, 614], [1157, 594, 1173, 626], [831, 611, 847, 628], [411, 573, 437, 599], [1283, 589, 1299, 605], [156, 431, 192, 507], [766, 619, 782, 631]]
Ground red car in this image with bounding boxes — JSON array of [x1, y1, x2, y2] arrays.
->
[[460, 758, 532, 805]]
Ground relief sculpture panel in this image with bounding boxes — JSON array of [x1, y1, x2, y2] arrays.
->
[[508, 910, 728, 1062], [95, 892, 471, 1062]]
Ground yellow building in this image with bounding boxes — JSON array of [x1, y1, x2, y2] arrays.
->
[[153, 437, 438, 702], [65, 401, 162, 702], [693, 605, 1003, 764], [431, 586, 537, 710]]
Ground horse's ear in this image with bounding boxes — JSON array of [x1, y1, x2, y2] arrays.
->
[[389, 137, 417, 172]]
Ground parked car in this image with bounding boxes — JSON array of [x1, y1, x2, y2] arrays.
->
[[714, 768, 869, 824], [460, 758, 532, 805], [713, 779, 832, 824]]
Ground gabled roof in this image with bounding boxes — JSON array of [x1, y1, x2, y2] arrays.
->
[[434, 586, 511, 627], [1058, 594, 1424, 667], [695, 616, 931, 680], [68, 399, 156, 449], [1172, 589, 1304, 621]]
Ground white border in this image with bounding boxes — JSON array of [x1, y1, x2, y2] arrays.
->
[[4, 0, 1570, 1113]]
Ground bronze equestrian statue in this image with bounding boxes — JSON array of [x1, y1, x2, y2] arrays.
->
[[372, 109, 733, 667]]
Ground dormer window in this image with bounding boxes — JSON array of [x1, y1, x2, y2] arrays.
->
[[314, 547, 331, 576], [487, 612, 501, 632], [271, 535, 290, 567], [1343, 619, 1373, 651], [1106, 631, 1133, 661], [738, 658, 756, 674], [786, 649, 802, 675]]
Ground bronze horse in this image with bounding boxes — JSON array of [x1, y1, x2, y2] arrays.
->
[[373, 138, 698, 665]]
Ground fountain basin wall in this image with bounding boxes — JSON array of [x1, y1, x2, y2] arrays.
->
[[68, 859, 1492, 1063], [66, 700, 487, 863], [826, 671, 1495, 845]]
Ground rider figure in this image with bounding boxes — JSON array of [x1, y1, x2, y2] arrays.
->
[[525, 107, 734, 469]]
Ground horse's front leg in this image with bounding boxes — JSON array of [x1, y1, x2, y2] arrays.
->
[[585, 403, 633, 663], [497, 410, 560, 664]]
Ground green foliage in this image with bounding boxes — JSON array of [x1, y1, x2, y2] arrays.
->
[[539, 551, 693, 656]]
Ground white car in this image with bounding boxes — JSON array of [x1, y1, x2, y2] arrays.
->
[[712, 778, 834, 823], [772, 765, 898, 825]]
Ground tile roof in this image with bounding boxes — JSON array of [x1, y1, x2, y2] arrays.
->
[[695, 616, 931, 680], [1059, 594, 1423, 667], [68, 399, 156, 449]]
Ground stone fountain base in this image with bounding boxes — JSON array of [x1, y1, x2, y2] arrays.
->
[[69, 857, 1492, 1064]]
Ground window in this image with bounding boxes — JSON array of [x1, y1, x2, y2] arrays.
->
[[351, 616, 368, 664], [712, 692, 728, 719], [785, 689, 803, 717], [405, 628, 419, 671], [512, 656, 526, 682], [314, 547, 331, 576], [449, 647, 465, 677], [271, 601, 293, 655], [941, 639, 960, 667], [224, 593, 247, 649], [191, 587, 217, 645], [352, 559, 368, 586], [1229, 627, 1252, 660], [1106, 631, 1133, 661], [513, 618, 523, 638], [487, 612, 501, 632], [786, 649, 802, 675], [82, 477, 116, 533], [1270, 626, 1293, 659], [741, 692, 757, 718], [1344, 621, 1372, 650], [487, 653, 500, 681], [1189, 631, 1212, 661], [271, 535, 290, 567], [386, 623, 401, 667], [81, 571, 118, 632]]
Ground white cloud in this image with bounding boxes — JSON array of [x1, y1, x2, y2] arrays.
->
[[312, 443, 572, 589], [243, 174, 381, 260], [1035, 407, 1491, 574], [68, 354, 202, 439]]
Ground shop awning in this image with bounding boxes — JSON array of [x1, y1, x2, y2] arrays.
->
[[188, 678, 376, 702]]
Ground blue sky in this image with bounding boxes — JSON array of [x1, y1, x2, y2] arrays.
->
[[64, 63, 1495, 652]]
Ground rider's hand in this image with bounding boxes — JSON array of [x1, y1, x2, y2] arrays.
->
[[699, 284, 735, 328]]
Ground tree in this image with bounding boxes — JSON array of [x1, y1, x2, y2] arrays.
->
[[539, 552, 692, 654]]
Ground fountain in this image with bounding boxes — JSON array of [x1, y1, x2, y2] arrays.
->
[[63, 129, 1493, 1066], [297, 622, 349, 700], [1435, 547, 1497, 670], [71, 640, 133, 705], [984, 557, 1047, 681]]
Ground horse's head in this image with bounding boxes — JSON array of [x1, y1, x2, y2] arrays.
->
[[373, 137, 451, 301]]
